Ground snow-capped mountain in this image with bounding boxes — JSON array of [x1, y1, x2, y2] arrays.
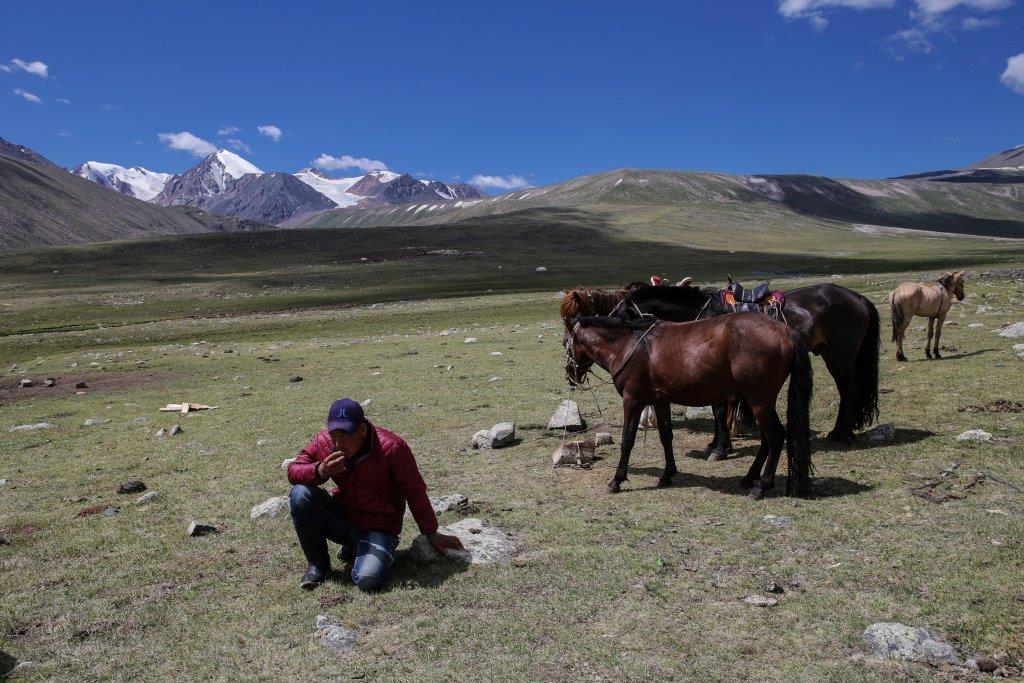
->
[[73, 162, 172, 201], [75, 148, 484, 224]]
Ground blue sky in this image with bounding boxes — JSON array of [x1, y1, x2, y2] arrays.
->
[[1, 0, 1021, 187]]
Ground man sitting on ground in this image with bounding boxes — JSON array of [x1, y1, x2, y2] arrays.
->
[[287, 398, 463, 591]]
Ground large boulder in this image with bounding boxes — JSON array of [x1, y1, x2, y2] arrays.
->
[[862, 622, 958, 665], [956, 429, 993, 442], [548, 400, 586, 432], [488, 422, 516, 448], [410, 518, 515, 565]]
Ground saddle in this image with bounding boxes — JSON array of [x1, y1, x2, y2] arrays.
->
[[720, 278, 786, 319]]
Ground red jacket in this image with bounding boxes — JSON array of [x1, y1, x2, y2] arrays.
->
[[287, 423, 438, 537]]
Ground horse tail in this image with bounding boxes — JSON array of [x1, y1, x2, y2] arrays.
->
[[786, 332, 814, 497], [889, 290, 903, 343], [852, 296, 881, 431]]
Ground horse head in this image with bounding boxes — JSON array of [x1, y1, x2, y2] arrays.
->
[[939, 271, 966, 301], [563, 320, 593, 388]]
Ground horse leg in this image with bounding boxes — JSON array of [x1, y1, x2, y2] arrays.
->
[[654, 402, 677, 487], [933, 312, 946, 359], [821, 348, 856, 444], [895, 311, 910, 362], [609, 398, 643, 494], [740, 431, 769, 489], [706, 401, 732, 461], [748, 403, 785, 501], [925, 317, 934, 359]]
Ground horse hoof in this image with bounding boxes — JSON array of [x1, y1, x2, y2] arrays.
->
[[933, 353, 942, 360], [606, 482, 621, 494], [707, 449, 728, 462], [896, 354, 907, 362], [657, 476, 674, 488], [747, 488, 766, 501]]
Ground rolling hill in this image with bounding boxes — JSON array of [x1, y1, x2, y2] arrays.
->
[[0, 155, 270, 251]]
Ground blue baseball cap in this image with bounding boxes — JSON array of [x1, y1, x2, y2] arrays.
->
[[327, 398, 365, 433]]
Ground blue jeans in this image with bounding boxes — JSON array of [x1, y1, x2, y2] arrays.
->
[[289, 484, 399, 592]]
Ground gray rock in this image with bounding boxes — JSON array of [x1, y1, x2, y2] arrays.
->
[[83, 418, 110, 427], [862, 622, 959, 664], [102, 507, 120, 517], [9, 422, 56, 432], [19, 378, 33, 388], [998, 322, 1024, 338], [548, 399, 586, 432], [488, 422, 516, 448], [44, 378, 55, 387], [956, 429, 993, 442], [155, 428, 167, 438], [75, 381, 88, 389], [863, 423, 895, 441], [250, 496, 289, 520], [968, 323, 985, 329], [410, 517, 515, 565], [685, 405, 714, 419], [319, 625, 357, 654], [464, 337, 478, 344], [743, 595, 778, 607], [315, 614, 340, 630], [136, 491, 158, 505], [595, 432, 613, 446], [470, 429, 491, 450], [1013, 343, 1024, 351], [169, 424, 183, 436], [430, 493, 469, 513], [552, 440, 596, 467], [187, 521, 218, 537], [281, 457, 296, 471], [763, 514, 792, 527]]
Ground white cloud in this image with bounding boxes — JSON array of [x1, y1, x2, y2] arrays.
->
[[257, 124, 282, 141], [157, 131, 217, 157], [226, 138, 253, 155], [778, 0, 895, 27], [886, 27, 934, 56], [56, 97, 70, 104], [1001, 53, 1024, 95], [57, 129, 71, 137], [312, 154, 389, 173], [961, 15, 1000, 28], [10, 59, 49, 78], [912, 0, 1011, 16], [469, 174, 532, 191], [0, 64, 10, 73], [13, 88, 42, 103], [217, 126, 241, 136]]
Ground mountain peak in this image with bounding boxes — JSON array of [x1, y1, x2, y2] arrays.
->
[[212, 149, 262, 179]]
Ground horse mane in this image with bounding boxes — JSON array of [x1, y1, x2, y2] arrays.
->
[[936, 273, 953, 288], [571, 314, 656, 332], [625, 283, 716, 306], [559, 287, 626, 320]]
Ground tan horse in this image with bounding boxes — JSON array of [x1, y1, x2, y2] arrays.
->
[[889, 271, 965, 361]]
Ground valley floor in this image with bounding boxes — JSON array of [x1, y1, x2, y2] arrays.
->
[[1, 267, 1023, 680]]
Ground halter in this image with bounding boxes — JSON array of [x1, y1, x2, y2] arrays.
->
[[564, 319, 659, 388]]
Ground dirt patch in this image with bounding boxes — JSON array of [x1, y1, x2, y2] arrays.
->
[[0, 371, 176, 405], [959, 399, 1024, 414]]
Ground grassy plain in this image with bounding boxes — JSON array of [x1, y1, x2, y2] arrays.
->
[[1, 223, 1023, 680]]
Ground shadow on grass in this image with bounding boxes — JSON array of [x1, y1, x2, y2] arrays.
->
[[821, 427, 936, 453], [622, 467, 872, 499], [935, 348, 996, 360], [382, 550, 470, 592], [1, 650, 17, 677]]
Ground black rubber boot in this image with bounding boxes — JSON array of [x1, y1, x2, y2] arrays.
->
[[295, 524, 330, 590]]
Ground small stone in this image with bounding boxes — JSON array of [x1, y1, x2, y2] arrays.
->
[[956, 429, 993, 442], [155, 428, 167, 437], [187, 521, 218, 537], [19, 378, 33, 388], [488, 376, 500, 382], [488, 422, 516, 448], [595, 432, 613, 446], [490, 351, 502, 356], [83, 418, 110, 427], [289, 376, 303, 383], [548, 399, 586, 432], [44, 378, 55, 387], [251, 496, 289, 520], [430, 493, 469, 513], [743, 595, 778, 607], [89, 362, 101, 368], [968, 323, 985, 329], [281, 457, 296, 471], [685, 405, 714, 419], [319, 625, 357, 654], [9, 422, 57, 432], [536, 266, 547, 272], [257, 439, 269, 447], [862, 622, 958, 664], [552, 440, 596, 466], [117, 480, 146, 495], [464, 337, 478, 344], [169, 424, 183, 436], [763, 514, 792, 527], [1013, 343, 1024, 351], [136, 491, 158, 505], [102, 507, 120, 517], [863, 423, 895, 441], [75, 381, 88, 389]]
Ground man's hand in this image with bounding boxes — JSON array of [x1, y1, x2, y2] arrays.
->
[[428, 532, 464, 556], [318, 451, 349, 479]]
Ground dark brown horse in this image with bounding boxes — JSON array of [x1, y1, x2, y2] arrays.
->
[[611, 281, 879, 451], [564, 313, 814, 499]]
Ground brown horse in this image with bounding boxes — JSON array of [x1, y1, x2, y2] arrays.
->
[[889, 271, 965, 361], [564, 313, 813, 499]]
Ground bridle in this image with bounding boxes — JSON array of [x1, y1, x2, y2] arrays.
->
[[564, 319, 659, 388]]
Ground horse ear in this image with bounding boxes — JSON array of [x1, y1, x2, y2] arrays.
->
[[726, 274, 733, 285], [572, 291, 583, 304]]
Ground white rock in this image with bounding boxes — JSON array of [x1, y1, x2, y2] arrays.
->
[[319, 625, 357, 654], [136, 491, 158, 505], [1013, 343, 1024, 351], [763, 514, 792, 527], [471, 430, 491, 450], [685, 405, 714, 419], [187, 521, 217, 537], [464, 337, 478, 344], [862, 622, 958, 664], [256, 439, 269, 447], [251, 496, 289, 520], [487, 422, 516, 448], [968, 323, 984, 329], [956, 429, 993, 442], [548, 399, 586, 431], [595, 432, 613, 446], [490, 351, 502, 356], [430, 493, 469, 513], [998, 322, 1024, 338], [743, 595, 778, 607], [410, 518, 515, 565], [535, 266, 547, 272], [9, 423, 57, 432], [281, 457, 296, 471], [552, 440, 596, 466]]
